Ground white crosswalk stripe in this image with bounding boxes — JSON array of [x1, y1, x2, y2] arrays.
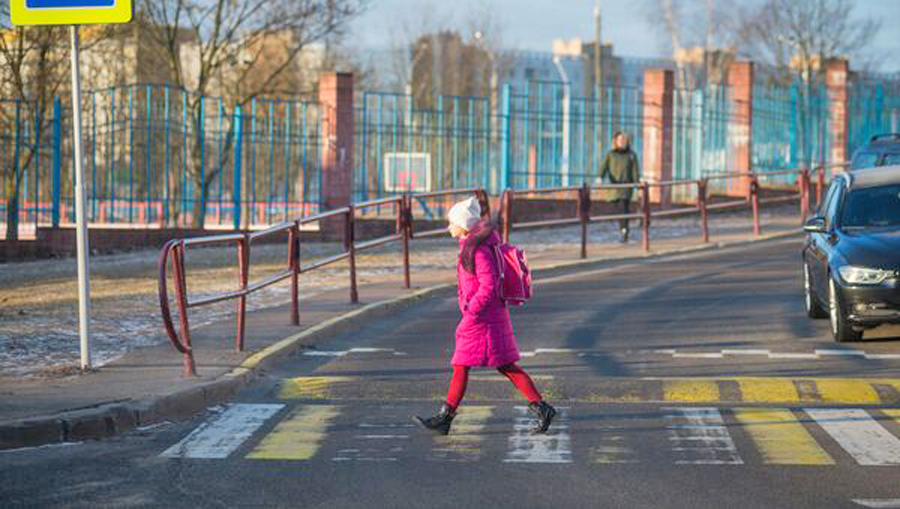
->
[[806, 409, 900, 466], [664, 407, 743, 465], [160, 403, 284, 459]]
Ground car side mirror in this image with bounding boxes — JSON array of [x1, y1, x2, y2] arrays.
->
[[803, 217, 827, 233]]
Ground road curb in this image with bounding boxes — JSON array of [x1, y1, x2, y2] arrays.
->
[[0, 229, 801, 450]]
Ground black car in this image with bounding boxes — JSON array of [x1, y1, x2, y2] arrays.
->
[[802, 166, 900, 342], [850, 133, 900, 170]]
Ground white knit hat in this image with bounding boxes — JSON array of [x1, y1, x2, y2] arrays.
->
[[447, 196, 482, 231]]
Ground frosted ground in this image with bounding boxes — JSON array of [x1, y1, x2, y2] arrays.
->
[[0, 207, 797, 377]]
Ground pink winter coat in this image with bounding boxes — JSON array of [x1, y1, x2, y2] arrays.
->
[[451, 224, 521, 367]]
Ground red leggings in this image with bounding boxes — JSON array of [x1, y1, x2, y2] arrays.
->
[[445, 363, 542, 410]]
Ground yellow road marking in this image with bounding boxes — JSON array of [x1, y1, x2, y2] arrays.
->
[[813, 379, 881, 405], [736, 378, 800, 403], [431, 406, 493, 461], [246, 405, 341, 460], [733, 408, 833, 465], [279, 376, 357, 399], [663, 379, 721, 403]]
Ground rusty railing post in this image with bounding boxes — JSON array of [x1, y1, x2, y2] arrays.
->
[[346, 207, 359, 304], [751, 174, 761, 236], [400, 196, 411, 289], [502, 189, 513, 245], [799, 168, 810, 224], [170, 243, 197, 376], [476, 189, 491, 220], [641, 183, 651, 252], [578, 182, 590, 259], [816, 167, 825, 207], [289, 223, 300, 326], [698, 179, 709, 243], [236, 234, 250, 351]]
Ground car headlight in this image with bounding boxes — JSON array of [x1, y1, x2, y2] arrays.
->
[[838, 266, 895, 285]]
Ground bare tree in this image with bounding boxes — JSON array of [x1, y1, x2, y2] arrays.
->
[[742, 0, 881, 164], [645, 0, 742, 89], [0, 10, 70, 242], [139, 0, 365, 228], [742, 0, 880, 82]]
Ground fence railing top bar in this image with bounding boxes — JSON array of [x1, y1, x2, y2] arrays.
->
[[412, 188, 482, 200], [518, 186, 581, 195], [297, 207, 352, 225], [248, 222, 293, 240], [591, 182, 642, 190], [354, 196, 403, 209], [181, 232, 245, 247], [646, 179, 701, 188]]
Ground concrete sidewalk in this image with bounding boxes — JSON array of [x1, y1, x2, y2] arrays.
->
[[0, 213, 802, 449]]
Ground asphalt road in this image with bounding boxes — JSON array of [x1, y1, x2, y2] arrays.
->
[[4, 237, 900, 509]]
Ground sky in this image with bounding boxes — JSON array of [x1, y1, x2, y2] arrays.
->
[[348, 0, 900, 73]]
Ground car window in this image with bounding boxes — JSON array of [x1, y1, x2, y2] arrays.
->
[[851, 152, 880, 170], [818, 180, 839, 218], [883, 153, 900, 166], [840, 184, 900, 229], [824, 182, 843, 230]]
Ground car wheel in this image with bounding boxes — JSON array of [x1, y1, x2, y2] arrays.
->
[[804, 262, 828, 319], [829, 276, 862, 342]]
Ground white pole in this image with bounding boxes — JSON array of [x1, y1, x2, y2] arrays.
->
[[70, 25, 92, 370], [552, 57, 571, 187]]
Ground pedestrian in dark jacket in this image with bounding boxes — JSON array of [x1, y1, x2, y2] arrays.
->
[[600, 132, 640, 242], [413, 196, 556, 436]]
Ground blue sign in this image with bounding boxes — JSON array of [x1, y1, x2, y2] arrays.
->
[[11, 0, 132, 24], [26, 0, 115, 6]]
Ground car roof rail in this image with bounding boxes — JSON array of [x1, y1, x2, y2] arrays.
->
[[869, 133, 900, 143]]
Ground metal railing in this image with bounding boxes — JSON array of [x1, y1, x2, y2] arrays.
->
[[158, 165, 845, 376]]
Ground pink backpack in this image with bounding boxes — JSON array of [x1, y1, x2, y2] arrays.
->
[[493, 243, 532, 306]]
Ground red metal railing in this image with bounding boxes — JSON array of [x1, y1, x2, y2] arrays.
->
[[158, 166, 845, 376]]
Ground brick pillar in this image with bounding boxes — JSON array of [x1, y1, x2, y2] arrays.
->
[[826, 58, 849, 166], [319, 72, 354, 211], [727, 61, 754, 197], [642, 69, 674, 205]]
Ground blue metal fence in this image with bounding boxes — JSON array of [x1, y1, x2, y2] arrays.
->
[[752, 81, 831, 184], [671, 85, 733, 199], [5, 72, 900, 237], [849, 78, 900, 156], [355, 91, 492, 204], [506, 82, 644, 190], [1, 85, 322, 237]]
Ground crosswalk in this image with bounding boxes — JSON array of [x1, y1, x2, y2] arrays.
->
[[160, 403, 900, 467]]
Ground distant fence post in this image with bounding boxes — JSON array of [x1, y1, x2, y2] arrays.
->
[[233, 104, 243, 230], [826, 59, 849, 166], [642, 69, 674, 206], [52, 97, 62, 228], [727, 61, 754, 197]]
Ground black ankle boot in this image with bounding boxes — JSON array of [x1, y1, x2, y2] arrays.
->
[[413, 403, 456, 435], [528, 401, 557, 434]]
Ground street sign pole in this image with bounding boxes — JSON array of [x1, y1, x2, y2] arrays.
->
[[11, 0, 132, 373], [69, 25, 92, 370]]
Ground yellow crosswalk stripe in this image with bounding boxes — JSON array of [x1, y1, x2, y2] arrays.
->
[[246, 405, 341, 460], [663, 379, 721, 403], [431, 406, 493, 462], [813, 379, 881, 405], [279, 376, 357, 399], [733, 408, 834, 465], [735, 378, 800, 404]]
